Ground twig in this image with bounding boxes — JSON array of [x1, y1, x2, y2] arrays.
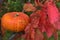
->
[[8, 33, 17, 40]]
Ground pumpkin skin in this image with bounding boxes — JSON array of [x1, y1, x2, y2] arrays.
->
[[1, 12, 29, 32]]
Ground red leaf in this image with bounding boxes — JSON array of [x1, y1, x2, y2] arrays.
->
[[46, 0, 59, 24], [34, 0, 39, 6], [35, 29, 44, 40], [54, 32, 58, 40], [24, 11, 44, 40], [30, 27, 35, 40], [44, 20, 56, 38]]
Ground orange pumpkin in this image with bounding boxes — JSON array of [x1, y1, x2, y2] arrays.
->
[[1, 12, 29, 32]]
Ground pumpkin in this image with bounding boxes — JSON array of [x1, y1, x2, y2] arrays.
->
[[1, 12, 29, 32]]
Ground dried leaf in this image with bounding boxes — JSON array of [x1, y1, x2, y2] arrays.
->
[[23, 3, 36, 12]]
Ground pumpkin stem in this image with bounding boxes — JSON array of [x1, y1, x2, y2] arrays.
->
[[15, 13, 19, 16]]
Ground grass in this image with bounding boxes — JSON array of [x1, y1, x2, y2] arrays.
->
[[2, 31, 60, 40]]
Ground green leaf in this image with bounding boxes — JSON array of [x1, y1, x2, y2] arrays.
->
[[56, 2, 60, 8]]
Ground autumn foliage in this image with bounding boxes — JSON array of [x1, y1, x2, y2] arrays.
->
[[1, 0, 60, 40]]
